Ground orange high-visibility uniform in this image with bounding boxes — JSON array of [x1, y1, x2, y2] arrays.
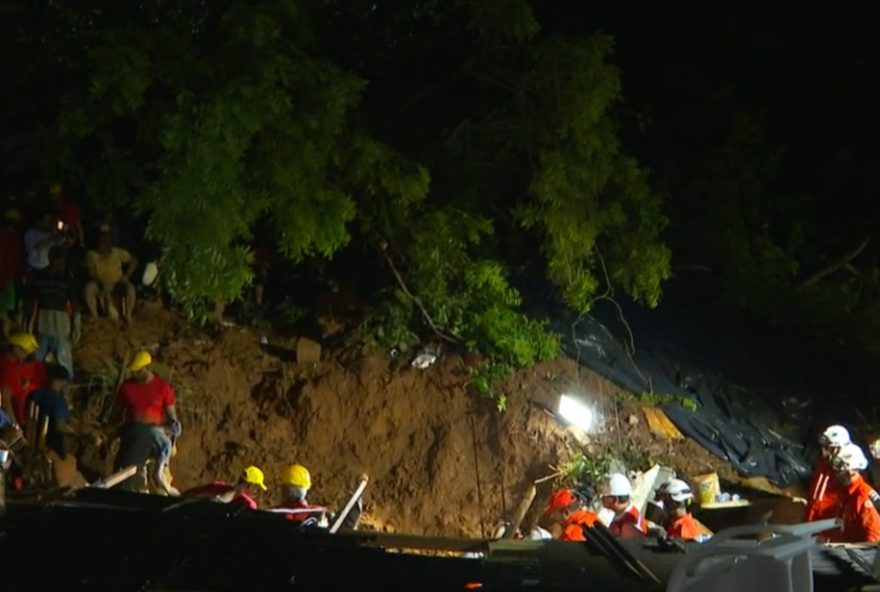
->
[[667, 513, 701, 541], [805, 456, 842, 522], [826, 475, 880, 543], [610, 505, 647, 539], [560, 508, 600, 541]]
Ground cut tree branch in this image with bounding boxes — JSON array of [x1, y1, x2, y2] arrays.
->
[[797, 236, 870, 291]]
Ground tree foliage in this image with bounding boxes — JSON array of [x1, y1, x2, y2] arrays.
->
[[4, 0, 673, 393]]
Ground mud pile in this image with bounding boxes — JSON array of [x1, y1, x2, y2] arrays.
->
[[72, 302, 727, 537]]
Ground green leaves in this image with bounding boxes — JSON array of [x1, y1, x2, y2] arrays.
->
[[521, 35, 671, 312]]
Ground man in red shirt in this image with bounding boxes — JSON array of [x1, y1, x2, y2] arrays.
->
[[110, 350, 181, 495], [805, 424, 850, 522], [826, 443, 880, 543], [542, 487, 600, 541], [183, 465, 268, 510], [0, 333, 47, 426], [601, 473, 647, 539], [655, 479, 702, 540]]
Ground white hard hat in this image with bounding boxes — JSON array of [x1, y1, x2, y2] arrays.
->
[[664, 478, 694, 503], [820, 425, 851, 447], [833, 443, 869, 472], [142, 261, 159, 286], [528, 526, 553, 540], [605, 473, 632, 497]]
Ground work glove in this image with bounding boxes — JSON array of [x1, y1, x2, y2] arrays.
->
[[169, 420, 182, 439]]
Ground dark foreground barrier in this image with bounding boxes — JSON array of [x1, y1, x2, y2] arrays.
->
[[0, 489, 875, 591]]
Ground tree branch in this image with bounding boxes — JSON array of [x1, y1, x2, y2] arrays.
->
[[797, 236, 871, 291], [380, 244, 461, 346]]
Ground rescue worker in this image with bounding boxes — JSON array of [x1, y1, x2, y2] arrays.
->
[[655, 478, 701, 540], [109, 350, 180, 495], [826, 443, 880, 543], [600, 473, 647, 538], [182, 466, 268, 509], [0, 333, 46, 426], [273, 464, 328, 524], [542, 487, 600, 541], [805, 424, 850, 523]]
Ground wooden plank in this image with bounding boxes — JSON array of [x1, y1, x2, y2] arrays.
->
[[641, 406, 684, 439]]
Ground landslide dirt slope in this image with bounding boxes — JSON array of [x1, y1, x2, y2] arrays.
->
[[72, 302, 727, 537]]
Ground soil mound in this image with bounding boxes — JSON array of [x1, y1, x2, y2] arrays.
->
[[72, 303, 726, 537]]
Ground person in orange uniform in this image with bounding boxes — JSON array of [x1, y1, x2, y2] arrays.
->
[[826, 443, 880, 543], [0, 333, 47, 426], [805, 424, 850, 522], [601, 473, 647, 539], [110, 350, 180, 495], [183, 466, 268, 510], [542, 487, 600, 541], [655, 478, 701, 540]]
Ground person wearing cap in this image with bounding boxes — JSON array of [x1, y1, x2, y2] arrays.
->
[[600, 473, 647, 539], [29, 246, 77, 379], [272, 464, 331, 524], [542, 487, 600, 541], [183, 466, 268, 510], [805, 424, 850, 523], [0, 209, 25, 338], [826, 443, 880, 543], [0, 333, 47, 426], [655, 479, 701, 541], [83, 227, 138, 322], [110, 350, 180, 495]]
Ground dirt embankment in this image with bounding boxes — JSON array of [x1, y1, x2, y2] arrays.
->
[[72, 303, 729, 537]]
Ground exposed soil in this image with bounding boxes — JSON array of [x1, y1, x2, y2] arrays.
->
[[71, 302, 747, 537]]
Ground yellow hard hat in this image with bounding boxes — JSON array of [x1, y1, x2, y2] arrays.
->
[[242, 466, 268, 491], [128, 350, 152, 372], [283, 464, 311, 489], [50, 182, 63, 196], [7, 333, 38, 354]]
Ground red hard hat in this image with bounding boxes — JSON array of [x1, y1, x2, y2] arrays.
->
[[544, 489, 576, 515]]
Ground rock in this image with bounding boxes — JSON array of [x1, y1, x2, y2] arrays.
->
[[296, 337, 322, 364]]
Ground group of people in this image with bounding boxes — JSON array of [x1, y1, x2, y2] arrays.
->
[[803, 424, 880, 543], [540, 471, 696, 543], [0, 336, 352, 526], [538, 423, 880, 546], [1, 186, 143, 381]]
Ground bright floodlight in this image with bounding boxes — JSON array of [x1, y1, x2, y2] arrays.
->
[[558, 395, 594, 431]]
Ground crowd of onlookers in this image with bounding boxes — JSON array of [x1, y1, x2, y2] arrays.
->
[[1, 183, 143, 379]]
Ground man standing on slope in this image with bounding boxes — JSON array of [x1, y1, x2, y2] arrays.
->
[[805, 424, 850, 523], [110, 350, 180, 495]]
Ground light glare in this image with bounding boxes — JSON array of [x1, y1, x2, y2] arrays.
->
[[558, 394, 594, 431]]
